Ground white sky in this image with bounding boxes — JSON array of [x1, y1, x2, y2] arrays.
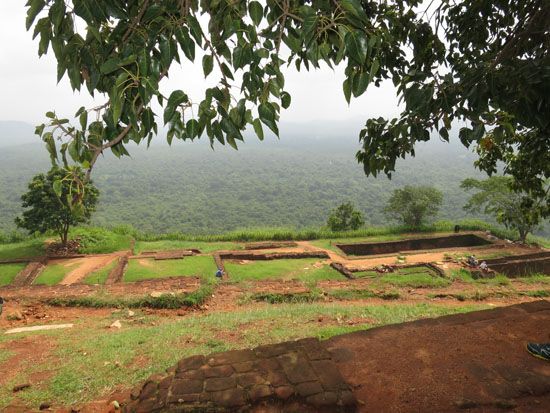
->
[[0, 1, 400, 126]]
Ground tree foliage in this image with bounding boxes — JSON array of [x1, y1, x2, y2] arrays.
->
[[461, 176, 545, 242], [384, 186, 443, 228], [15, 167, 99, 245], [25, 0, 549, 210], [326, 201, 364, 231]]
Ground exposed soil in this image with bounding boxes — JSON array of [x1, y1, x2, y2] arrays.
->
[[59, 255, 120, 285], [327, 300, 550, 413], [0, 335, 57, 388]]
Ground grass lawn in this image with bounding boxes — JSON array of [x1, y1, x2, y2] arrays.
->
[[516, 274, 550, 285], [124, 256, 217, 282], [0, 240, 44, 261], [309, 234, 409, 254], [0, 263, 26, 286], [224, 258, 344, 282], [33, 264, 72, 286], [0, 302, 486, 409], [353, 266, 451, 288], [134, 240, 242, 254], [82, 259, 119, 285]]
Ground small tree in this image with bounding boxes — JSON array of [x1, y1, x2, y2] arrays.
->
[[16, 167, 99, 246], [384, 186, 443, 229], [327, 202, 364, 232], [461, 177, 544, 243]]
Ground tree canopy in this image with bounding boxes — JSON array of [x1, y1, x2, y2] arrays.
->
[[461, 176, 544, 242], [384, 185, 443, 228], [26, 0, 549, 212], [15, 167, 99, 245], [326, 201, 364, 231]]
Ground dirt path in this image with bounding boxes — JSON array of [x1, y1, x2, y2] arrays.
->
[[59, 255, 120, 285]]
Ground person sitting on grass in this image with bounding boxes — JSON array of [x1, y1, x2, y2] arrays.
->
[[527, 343, 550, 361]]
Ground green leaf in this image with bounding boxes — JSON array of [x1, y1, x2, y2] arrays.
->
[[186, 119, 199, 139], [352, 71, 369, 97], [26, 0, 46, 30], [164, 90, 188, 125], [368, 59, 380, 83], [79, 111, 88, 130], [111, 87, 123, 124], [159, 37, 171, 70], [252, 118, 264, 141], [46, 111, 55, 119], [249, 1, 263, 26], [100, 58, 120, 74], [52, 179, 63, 197], [202, 55, 214, 78], [220, 63, 234, 80], [281, 92, 291, 109], [176, 28, 195, 62], [341, 0, 369, 23], [343, 79, 352, 104], [345, 31, 368, 65], [258, 103, 278, 136]]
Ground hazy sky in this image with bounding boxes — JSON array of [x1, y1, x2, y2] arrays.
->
[[0, 1, 400, 126]]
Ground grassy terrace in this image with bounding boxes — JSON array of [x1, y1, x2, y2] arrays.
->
[[0, 302, 487, 408], [0, 239, 44, 261], [82, 259, 119, 285], [33, 263, 72, 286], [0, 263, 26, 286], [225, 258, 344, 282], [134, 240, 242, 254], [124, 256, 217, 282]]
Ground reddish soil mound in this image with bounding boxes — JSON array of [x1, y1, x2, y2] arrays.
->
[[327, 300, 550, 412]]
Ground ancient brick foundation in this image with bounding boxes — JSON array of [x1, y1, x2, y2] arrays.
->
[[124, 338, 357, 413]]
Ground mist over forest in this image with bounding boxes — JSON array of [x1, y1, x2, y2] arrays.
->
[[1, 120, 546, 236]]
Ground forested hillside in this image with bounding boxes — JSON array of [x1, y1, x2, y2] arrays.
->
[[0, 119, 504, 235]]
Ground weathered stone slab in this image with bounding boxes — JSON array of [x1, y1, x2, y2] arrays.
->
[[123, 338, 357, 413]]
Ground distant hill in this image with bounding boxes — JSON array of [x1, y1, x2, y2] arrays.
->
[[0, 119, 547, 236], [0, 120, 39, 147]]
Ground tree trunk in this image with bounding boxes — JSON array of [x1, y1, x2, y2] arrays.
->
[[60, 222, 70, 246], [518, 228, 528, 244]]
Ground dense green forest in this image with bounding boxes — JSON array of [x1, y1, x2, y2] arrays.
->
[[0, 120, 546, 236]]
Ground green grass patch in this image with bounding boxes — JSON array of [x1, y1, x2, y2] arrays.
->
[[0, 301, 487, 409], [134, 240, 242, 254], [449, 268, 510, 286], [72, 227, 133, 254], [46, 286, 213, 309], [0, 263, 26, 286], [373, 271, 451, 288], [0, 239, 44, 261], [33, 263, 72, 286], [124, 256, 217, 282], [247, 291, 323, 304], [328, 288, 400, 300], [516, 273, 550, 284], [522, 290, 550, 298], [225, 259, 343, 282], [82, 259, 119, 285]]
